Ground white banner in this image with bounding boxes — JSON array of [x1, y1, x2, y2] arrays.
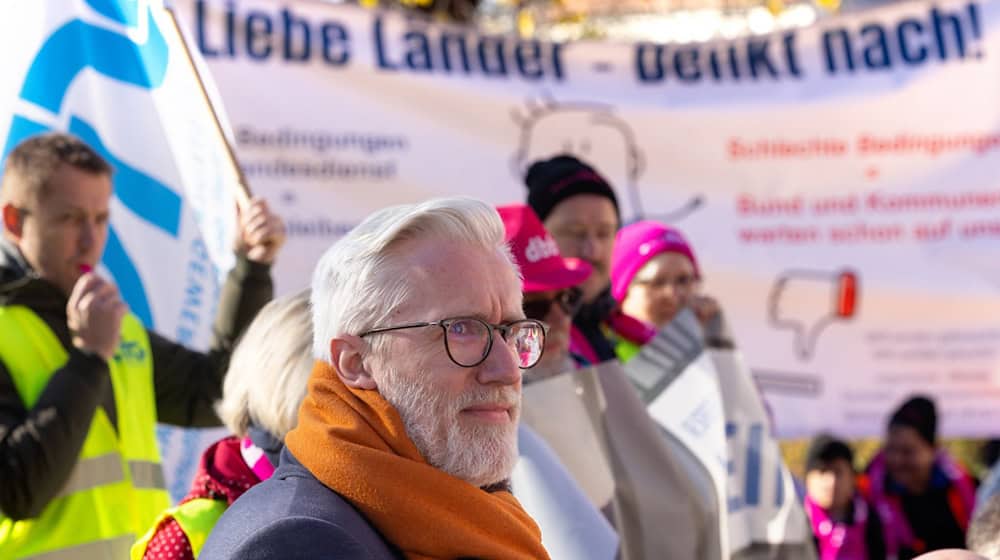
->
[[0, 0, 240, 501], [174, 0, 1000, 440]]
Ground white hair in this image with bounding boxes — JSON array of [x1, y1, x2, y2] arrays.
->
[[311, 196, 517, 363], [216, 290, 313, 439]]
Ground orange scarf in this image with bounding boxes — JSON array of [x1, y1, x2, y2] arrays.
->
[[285, 361, 549, 560]]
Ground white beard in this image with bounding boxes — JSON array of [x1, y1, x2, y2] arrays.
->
[[377, 364, 520, 488]]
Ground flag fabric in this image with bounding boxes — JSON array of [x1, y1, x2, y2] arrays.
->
[[0, 0, 243, 502], [626, 309, 815, 558]]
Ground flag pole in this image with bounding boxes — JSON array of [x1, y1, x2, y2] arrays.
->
[[162, 5, 252, 207]]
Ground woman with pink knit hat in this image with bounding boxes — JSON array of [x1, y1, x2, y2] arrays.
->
[[609, 220, 723, 361]]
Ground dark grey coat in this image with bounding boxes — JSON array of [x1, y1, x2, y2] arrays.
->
[[200, 448, 401, 560]]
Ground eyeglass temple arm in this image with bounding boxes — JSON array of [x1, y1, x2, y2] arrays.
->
[[360, 322, 436, 337]]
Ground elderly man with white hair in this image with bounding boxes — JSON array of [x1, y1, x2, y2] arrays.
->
[[201, 198, 550, 560]]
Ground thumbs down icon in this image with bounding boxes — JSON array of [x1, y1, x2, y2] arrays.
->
[[767, 269, 859, 360]]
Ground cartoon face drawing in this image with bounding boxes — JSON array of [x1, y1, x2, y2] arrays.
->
[[511, 96, 703, 224]]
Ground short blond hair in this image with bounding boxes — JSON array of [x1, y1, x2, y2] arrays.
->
[[216, 290, 313, 439]]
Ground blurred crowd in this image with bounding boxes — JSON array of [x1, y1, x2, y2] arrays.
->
[[1, 133, 998, 559]]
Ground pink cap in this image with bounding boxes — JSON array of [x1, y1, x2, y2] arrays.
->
[[497, 204, 592, 293], [78, 264, 93, 274], [611, 221, 700, 302]]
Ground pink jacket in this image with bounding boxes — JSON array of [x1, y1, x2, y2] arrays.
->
[[805, 495, 872, 560], [865, 450, 976, 557]]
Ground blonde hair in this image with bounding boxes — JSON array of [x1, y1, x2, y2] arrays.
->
[[310, 196, 517, 363], [216, 290, 313, 439]]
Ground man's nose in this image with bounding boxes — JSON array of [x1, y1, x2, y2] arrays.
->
[[577, 235, 598, 260], [477, 329, 521, 386], [79, 219, 97, 251]]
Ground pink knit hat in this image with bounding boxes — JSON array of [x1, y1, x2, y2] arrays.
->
[[611, 221, 700, 302]]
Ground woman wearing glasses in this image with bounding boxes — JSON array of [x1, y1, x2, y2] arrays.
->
[[608, 220, 724, 361]]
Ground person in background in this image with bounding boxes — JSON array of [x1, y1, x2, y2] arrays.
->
[[498, 203, 592, 380], [866, 396, 976, 558], [967, 493, 1000, 560], [803, 434, 887, 560], [608, 220, 725, 361], [132, 290, 312, 560], [524, 155, 620, 364], [0, 133, 283, 559], [499, 203, 619, 559]]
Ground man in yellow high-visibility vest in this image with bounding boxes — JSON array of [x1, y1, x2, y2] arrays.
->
[[0, 132, 285, 559]]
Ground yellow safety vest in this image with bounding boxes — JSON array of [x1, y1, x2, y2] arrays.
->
[[0, 305, 169, 559], [131, 498, 228, 560]]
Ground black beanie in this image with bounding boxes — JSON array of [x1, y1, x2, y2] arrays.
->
[[524, 155, 620, 222], [805, 433, 854, 473], [889, 395, 937, 446]]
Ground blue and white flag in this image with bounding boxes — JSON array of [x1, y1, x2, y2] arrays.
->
[[0, 0, 242, 502]]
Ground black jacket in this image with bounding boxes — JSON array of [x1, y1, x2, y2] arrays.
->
[[572, 287, 618, 363], [0, 238, 273, 520]]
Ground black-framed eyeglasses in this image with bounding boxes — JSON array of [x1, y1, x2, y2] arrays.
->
[[522, 287, 584, 321], [359, 316, 547, 369]]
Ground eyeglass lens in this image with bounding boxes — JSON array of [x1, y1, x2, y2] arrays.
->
[[442, 318, 545, 368]]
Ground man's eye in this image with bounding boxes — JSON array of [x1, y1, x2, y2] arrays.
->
[[448, 320, 484, 340]]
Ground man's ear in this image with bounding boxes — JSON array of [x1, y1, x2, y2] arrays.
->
[[331, 335, 378, 390], [2, 204, 23, 239]]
